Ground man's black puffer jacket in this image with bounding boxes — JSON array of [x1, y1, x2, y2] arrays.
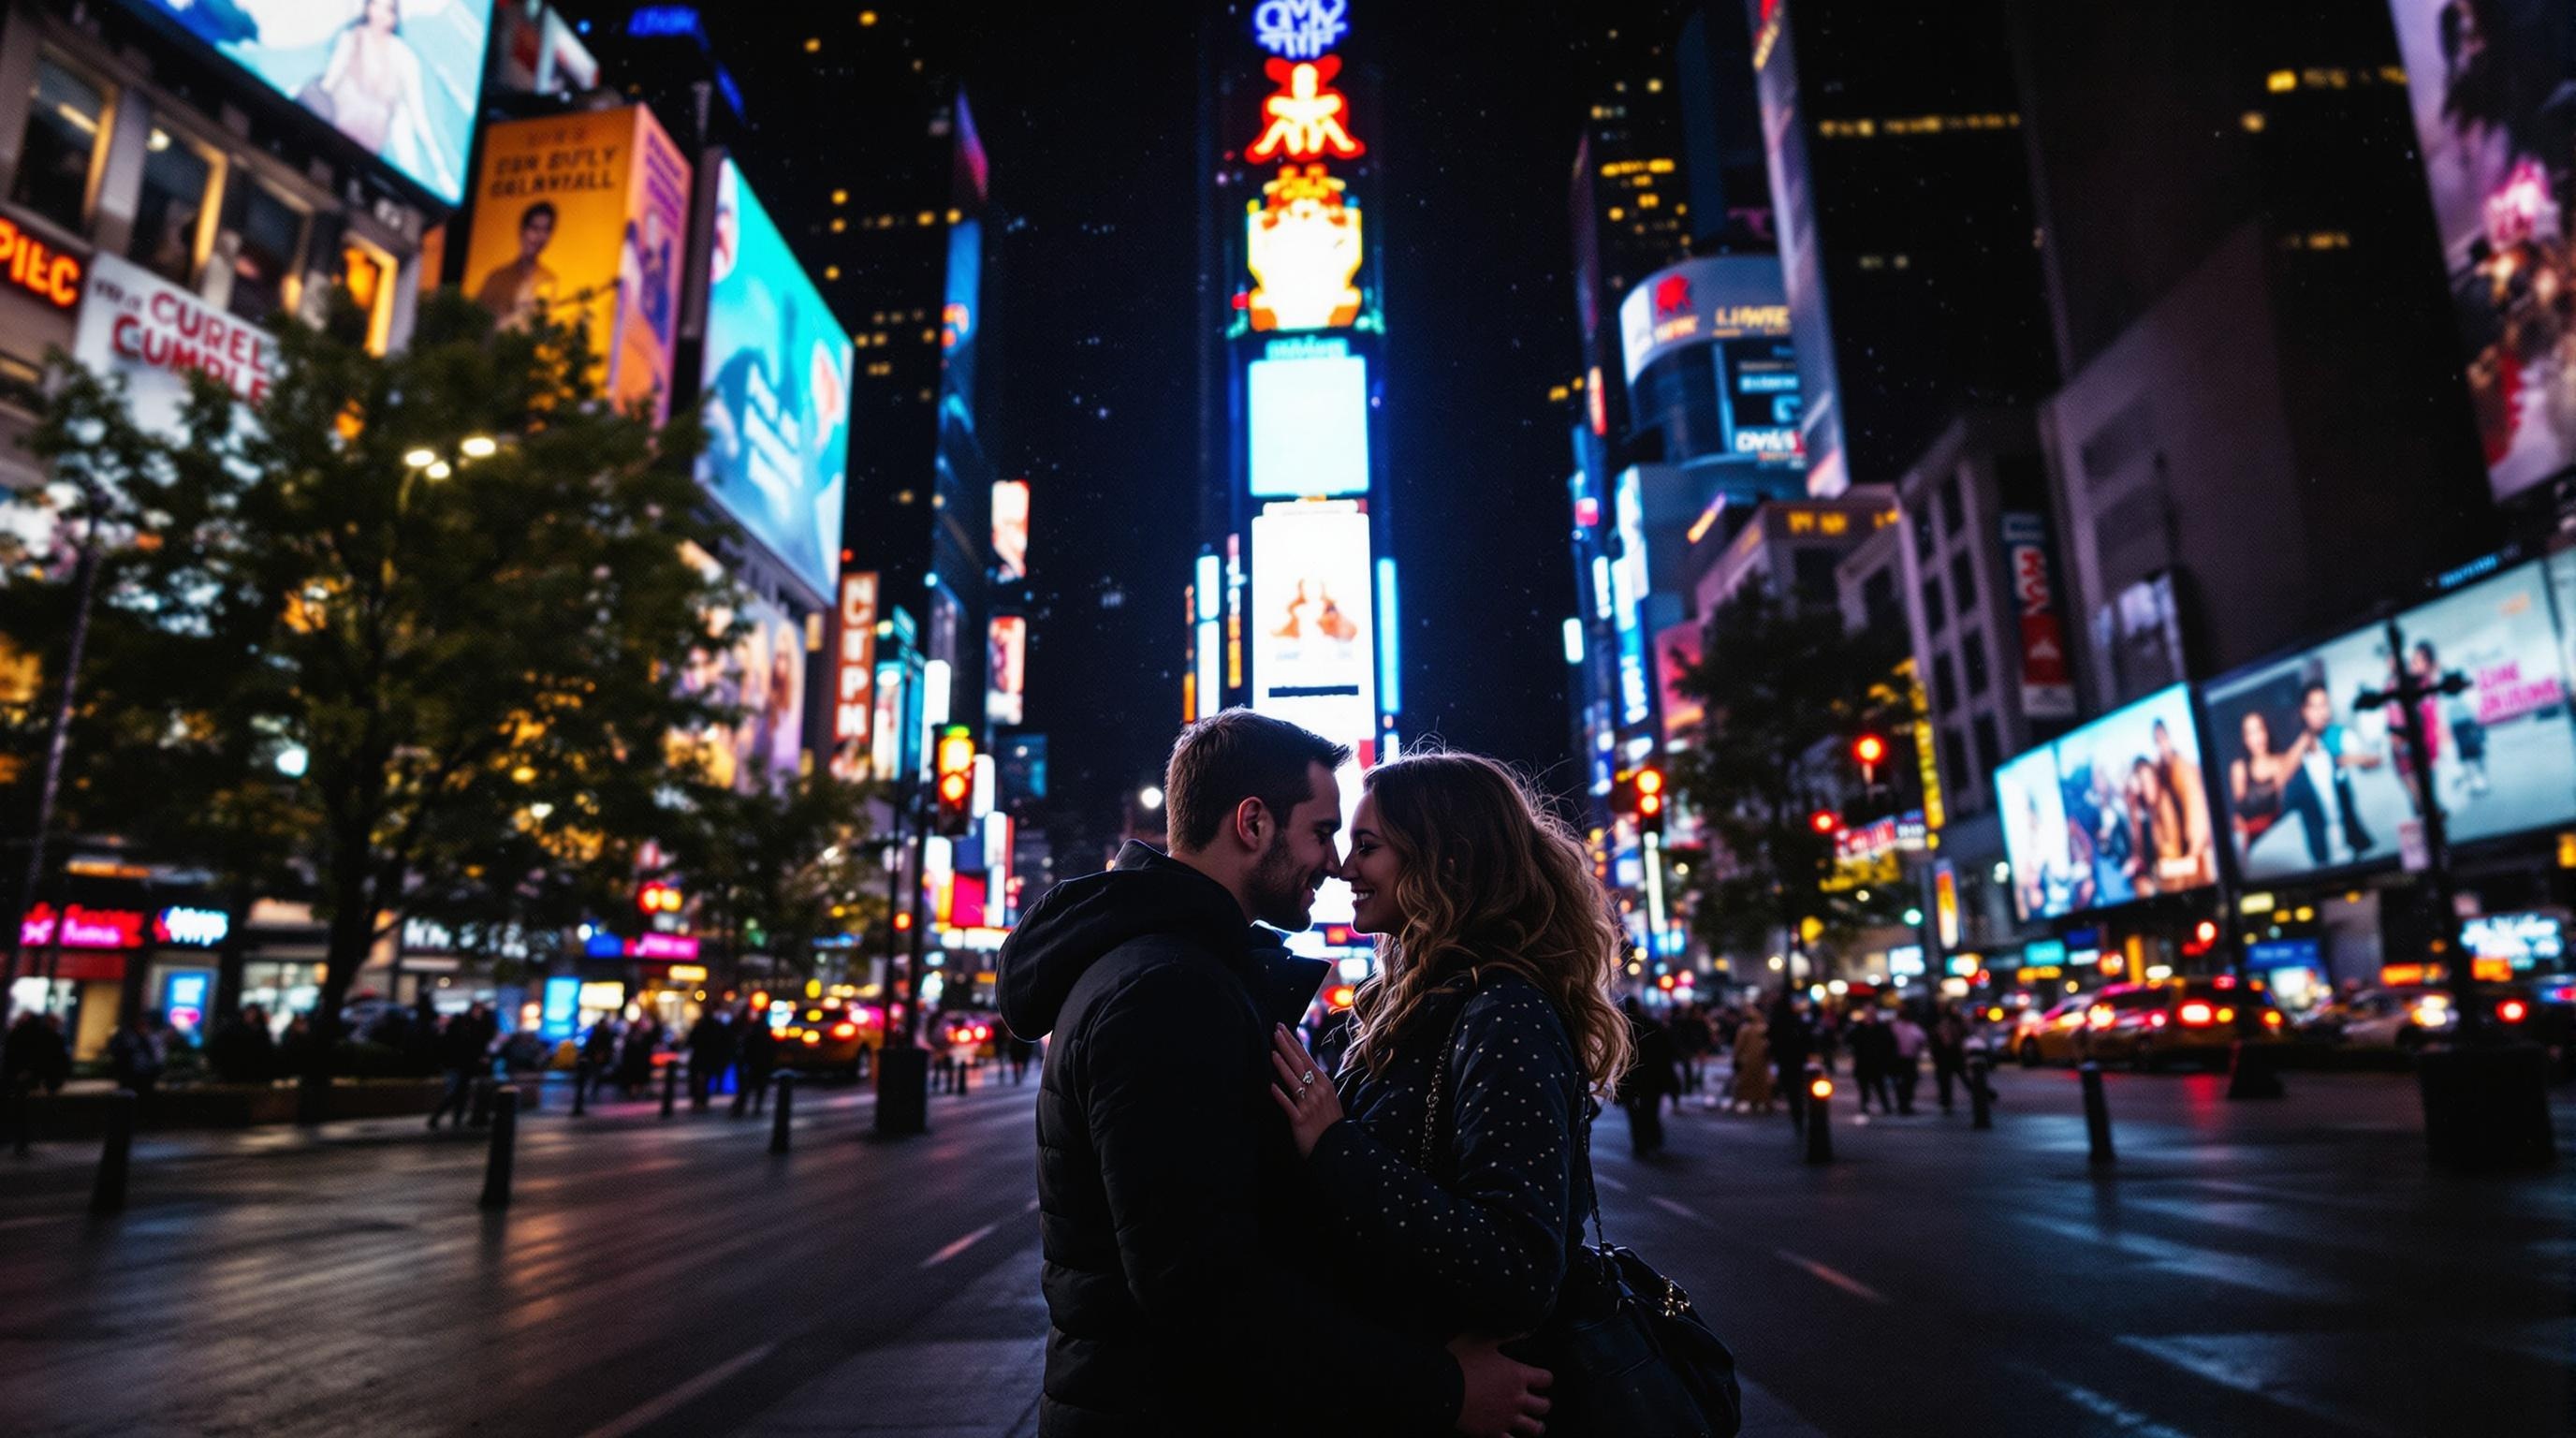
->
[[998, 842, 1462, 1438]]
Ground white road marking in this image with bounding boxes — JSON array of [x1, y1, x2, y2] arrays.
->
[[2004, 1362, 2197, 1438], [575, 1341, 776, 1438], [1023, 1196, 1041, 1212], [1774, 1249, 1890, 1304], [1647, 1196, 1706, 1225], [1591, 1172, 1629, 1193], [920, 1222, 1000, 1269]]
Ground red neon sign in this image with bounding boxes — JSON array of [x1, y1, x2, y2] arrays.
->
[[0, 218, 82, 310], [20, 902, 146, 949], [1248, 55, 1364, 162]]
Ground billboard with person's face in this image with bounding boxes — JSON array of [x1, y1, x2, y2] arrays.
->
[[125, 0, 492, 204], [2204, 558, 2576, 881], [1996, 746, 2079, 922], [462, 107, 691, 422], [2386, 0, 2576, 500], [698, 158, 851, 605], [671, 545, 807, 793], [1996, 684, 2214, 920], [1250, 505, 1376, 752]]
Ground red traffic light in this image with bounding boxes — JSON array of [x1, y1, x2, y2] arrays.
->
[[637, 881, 682, 915], [1634, 768, 1664, 797], [1327, 984, 1357, 1010], [938, 771, 971, 804], [893, 911, 915, 932], [1808, 809, 1840, 835], [1852, 734, 1887, 766]]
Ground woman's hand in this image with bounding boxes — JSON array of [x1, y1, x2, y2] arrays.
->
[[1268, 1023, 1343, 1158]]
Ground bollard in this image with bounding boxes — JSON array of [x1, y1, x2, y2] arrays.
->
[[1969, 1055, 1994, 1131], [1803, 1064, 1835, 1165], [660, 1058, 679, 1119], [959, 1055, 973, 1095], [11, 1080, 31, 1156], [468, 1076, 493, 1130], [478, 1085, 520, 1210], [571, 1060, 589, 1118], [90, 1088, 136, 1214], [2079, 1061, 2115, 1166], [769, 1072, 796, 1154]]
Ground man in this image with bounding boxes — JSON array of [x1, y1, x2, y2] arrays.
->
[[473, 200, 559, 328], [2285, 682, 2379, 863], [1846, 1007, 1895, 1115], [2150, 717, 2214, 886], [997, 710, 1548, 1437]]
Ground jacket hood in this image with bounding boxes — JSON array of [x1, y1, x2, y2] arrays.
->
[[1002, 841, 1310, 1038]]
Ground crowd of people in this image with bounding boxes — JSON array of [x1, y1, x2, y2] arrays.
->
[[1609, 992, 1989, 1152]]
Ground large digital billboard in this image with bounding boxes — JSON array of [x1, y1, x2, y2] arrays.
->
[[2387, 0, 2576, 500], [1617, 255, 1792, 385], [1248, 345, 1370, 497], [464, 108, 689, 423], [1250, 505, 1376, 749], [127, 0, 492, 205], [698, 158, 851, 604], [987, 614, 1027, 727], [2203, 558, 2576, 881], [672, 562, 808, 795], [1998, 684, 2215, 920]]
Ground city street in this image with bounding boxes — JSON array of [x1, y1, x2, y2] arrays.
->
[[3, 1065, 2568, 1437]]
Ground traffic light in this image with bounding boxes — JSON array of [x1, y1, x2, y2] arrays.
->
[[1633, 765, 1666, 836], [637, 880, 682, 916], [1852, 732, 1887, 785], [1808, 808, 1841, 836], [934, 724, 975, 835]]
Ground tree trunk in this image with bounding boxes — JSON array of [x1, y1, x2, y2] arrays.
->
[[298, 833, 377, 1125]]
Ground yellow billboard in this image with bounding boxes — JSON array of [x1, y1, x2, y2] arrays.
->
[[461, 106, 690, 422]]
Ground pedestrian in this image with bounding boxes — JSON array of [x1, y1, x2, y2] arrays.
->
[[1931, 1004, 1969, 1113], [1771, 992, 1814, 1131], [209, 1005, 276, 1085], [1617, 996, 1678, 1156], [578, 1013, 620, 1105], [993, 711, 1547, 1437], [426, 1005, 487, 1130], [1890, 1007, 1928, 1116], [1730, 1010, 1775, 1114], [1670, 1001, 1713, 1109], [276, 1011, 315, 1080], [685, 1005, 734, 1111], [617, 1014, 659, 1098], [1005, 1029, 1036, 1085], [107, 1009, 168, 1108], [1270, 749, 1696, 1438], [1848, 1007, 1895, 1114], [733, 1005, 777, 1116]]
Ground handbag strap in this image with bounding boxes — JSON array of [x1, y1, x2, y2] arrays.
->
[[1416, 972, 1614, 1257]]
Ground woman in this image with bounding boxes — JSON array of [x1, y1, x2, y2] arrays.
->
[[1729, 1013, 1774, 1114], [1268, 752, 1631, 1433], [2230, 710, 2299, 844], [310, 0, 458, 198]]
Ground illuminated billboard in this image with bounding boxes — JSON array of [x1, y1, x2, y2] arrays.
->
[[673, 547, 808, 793], [2387, 0, 2576, 500], [1249, 346, 1370, 496], [72, 253, 279, 439], [832, 571, 878, 749], [1250, 505, 1376, 748], [698, 158, 851, 604], [992, 479, 1029, 580], [1247, 163, 1363, 332], [988, 614, 1027, 727], [2203, 557, 2576, 881], [1617, 255, 1793, 385], [1998, 684, 2215, 920], [464, 107, 689, 422], [125, 0, 492, 204]]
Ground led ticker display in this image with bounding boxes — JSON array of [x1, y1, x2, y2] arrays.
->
[[2385, 0, 2576, 501], [2203, 556, 2576, 881], [698, 158, 851, 604], [464, 107, 691, 423], [1249, 349, 1370, 496], [1998, 684, 2215, 920], [1247, 164, 1363, 332], [125, 0, 493, 205]]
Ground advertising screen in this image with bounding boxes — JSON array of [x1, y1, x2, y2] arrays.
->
[[2203, 559, 2576, 881], [126, 0, 491, 204], [987, 614, 1027, 727], [2462, 912, 2564, 969], [463, 107, 690, 422], [2387, 0, 2576, 500], [1720, 339, 1804, 466], [831, 571, 878, 749], [72, 253, 279, 439], [1998, 684, 2215, 920], [1617, 254, 1793, 385], [698, 158, 851, 604], [673, 555, 808, 794], [1249, 348, 1370, 497], [1250, 506, 1376, 750]]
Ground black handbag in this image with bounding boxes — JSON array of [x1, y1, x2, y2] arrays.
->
[[1422, 989, 1742, 1438]]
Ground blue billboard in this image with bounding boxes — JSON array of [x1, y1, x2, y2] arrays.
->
[[698, 158, 851, 603], [126, 0, 492, 204]]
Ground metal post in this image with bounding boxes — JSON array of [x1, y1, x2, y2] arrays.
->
[[2079, 1062, 2114, 1167], [1969, 1054, 1994, 1130], [768, 1072, 795, 1154], [1, 491, 101, 1020], [10, 1079, 30, 1156], [478, 1086, 519, 1209], [1802, 1063, 1834, 1165], [571, 1060, 588, 1118], [90, 1087, 134, 1214], [660, 1057, 679, 1118]]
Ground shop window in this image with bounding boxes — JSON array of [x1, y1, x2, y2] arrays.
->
[[12, 57, 109, 235], [128, 124, 218, 285], [223, 178, 305, 323], [338, 240, 395, 354]]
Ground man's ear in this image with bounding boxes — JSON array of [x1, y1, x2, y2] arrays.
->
[[1231, 796, 1267, 853]]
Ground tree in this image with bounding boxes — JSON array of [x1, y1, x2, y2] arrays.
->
[[1669, 590, 1921, 982], [655, 771, 886, 993], [9, 289, 733, 1116]]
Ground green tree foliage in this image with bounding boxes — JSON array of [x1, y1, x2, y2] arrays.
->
[[654, 771, 886, 989]]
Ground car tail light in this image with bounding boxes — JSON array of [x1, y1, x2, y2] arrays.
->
[[801, 1032, 822, 1046], [2498, 999, 2529, 1024], [2149, 1012, 2168, 1028], [2541, 983, 2576, 1005], [1985, 1006, 2004, 1021], [2086, 1004, 2115, 1030], [2262, 1009, 2283, 1028], [2178, 1001, 2215, 1026], [973, 1024, 990, 1041], [2217, 1006, 2236, 1024], [831, 1021, 857, 1039]]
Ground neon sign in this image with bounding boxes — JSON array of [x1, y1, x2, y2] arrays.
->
[[1246, 164, 1362, 331], [1252, 0, 1348, 60], [1249, 57, 1364, 162], [19, 903, 145, 949], [0, 218, 83, 309]]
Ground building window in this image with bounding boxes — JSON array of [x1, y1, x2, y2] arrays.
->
[[13, 57, 110, 235], [129, 125, 217, 285], [1951, 551, 1976, 615], [1861, 568, 1900, 633], [1792, 549, 1840, 604], [1932, 652, 1958, 713], [1911, 509, 1935, 563], [1939, 472, 1965, 536], [1962, 630, 1990, 697], [337, 240, 395, 354], [1942, 728, 1975, 805], [1973, 714, 2004, 776], [1923, 571, 1945, 630], [223, 178, 305, 323]]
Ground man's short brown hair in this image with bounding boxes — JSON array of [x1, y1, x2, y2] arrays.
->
[[1164, 710, 1351, 854]]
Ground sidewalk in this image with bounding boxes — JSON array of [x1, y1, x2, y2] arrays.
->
[[737, 1239, 1825, 1438]]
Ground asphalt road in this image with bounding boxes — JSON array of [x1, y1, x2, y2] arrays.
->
[[2, 1063, 2569, 1437]]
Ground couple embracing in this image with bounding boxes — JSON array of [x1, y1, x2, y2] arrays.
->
[[997, 710, 1736, 1438]]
